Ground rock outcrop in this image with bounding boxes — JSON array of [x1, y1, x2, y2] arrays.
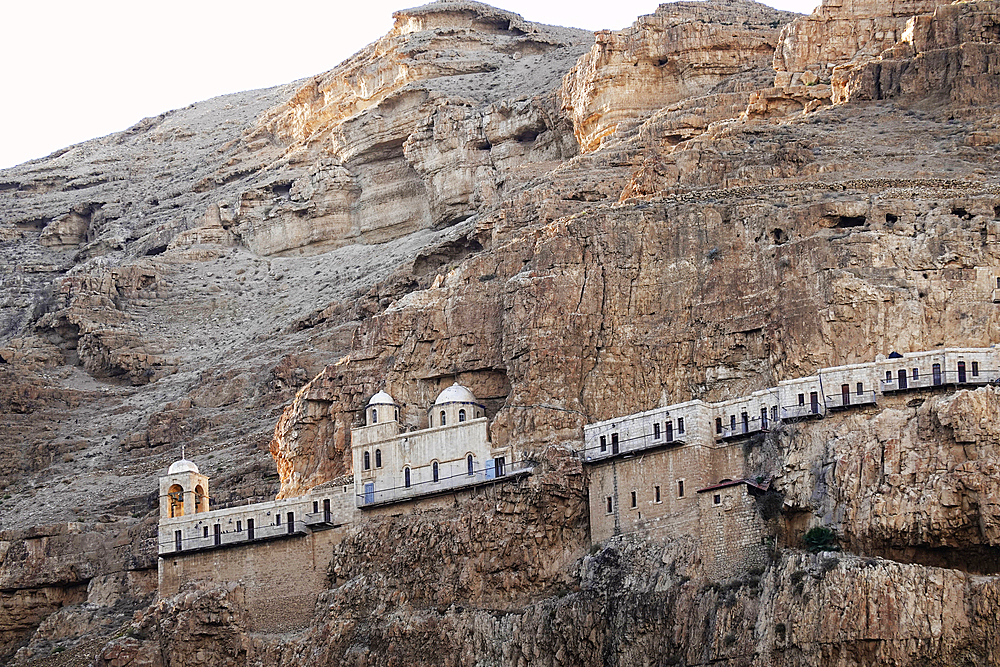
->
[[3, 0, 1000, 665]]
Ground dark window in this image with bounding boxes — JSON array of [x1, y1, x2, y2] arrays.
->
[[467, 454, 474, 476], [203, 526, 208, 538], [771, 406, 778, 421], [247, 519, 254, 540], [175, 530, 182, 552], [606, 497, 613, 514], [886, 370, 892, 382], [810, 391, 819, 413], [958, 361, 967, 383], [600, 435, 607, 452], [495, 457, 506, 477], [677, 418, 685, 434], [375, 449, 382, 468], [394, 408, 399, 421], [214, 524, 221, 545], [655, 485, 661, 503], [730, 415, 736, 432], [678, 480, 684, 497], [715, 417, 723, 434], [665, 420, 673, 441], [287, 512, 294, 534], [912, 368, 919, 380], [842, 384, 850, 406], [237, 520, 242, 532], [898, 369, 908, 390], [741, 412, 749, 433], [459, 409, 466, 422], [440, 411, 447, 426], [363, 451, 370, 470], [653, 422, 661, 439], [798, 393, 805, 406], [714, 494, 721, 505], [761, 407, 768, 428], [404, 467, 411, 488], [275, 514, 281, 525], [433, 462, 439, 482], [933, 363, 942, 385], [857, 382, 863, 395], [313, 501, 319, 513], [972, 361, 980, 377], [630, 491, 637, 508], [323, 499, 331, 523], [611, 433, 619, 455], [371, 409, 377, 424]]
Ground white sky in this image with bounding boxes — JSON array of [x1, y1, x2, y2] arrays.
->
[[0, 0, 820, 170]]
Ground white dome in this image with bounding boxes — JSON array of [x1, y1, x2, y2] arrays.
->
[[434, 382, 477, 405], [368, 390, 396, 406], [168, 458, 199, 475]]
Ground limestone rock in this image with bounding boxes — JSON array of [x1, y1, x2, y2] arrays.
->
[[561, 0, 798, 152]]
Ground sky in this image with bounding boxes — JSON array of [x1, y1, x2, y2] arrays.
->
[[0, 0, 820, 170]]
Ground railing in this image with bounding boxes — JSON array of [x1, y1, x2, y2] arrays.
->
[[881, 369, 999, 392], [716, 416, 770, 439], [780, 402, 824, 420], [579, 429, 687, 463], [356, 458, 534, 508], [824, 390, 878, 410], [158, 520, 310, 555]]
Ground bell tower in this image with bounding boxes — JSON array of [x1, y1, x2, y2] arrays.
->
[[159, 453, 209, 519]]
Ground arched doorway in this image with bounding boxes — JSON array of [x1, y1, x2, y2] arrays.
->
[[194, 485, 206, 513]]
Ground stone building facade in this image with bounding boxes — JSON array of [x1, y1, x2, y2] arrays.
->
[[583, 346, 999, 577]]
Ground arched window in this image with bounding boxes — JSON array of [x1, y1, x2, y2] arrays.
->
[[394, 408, 399, 421], [375, 449, 382, 468], [168, 484, 184, 518], [440, 411, 447, 426], [467, 454, 474, 476], [194, 485, 206, 513], [432, 461, 439, 482], [404, 467, 411, 488], [459, 409, 466, 422], [371, 409, 378, 424], [363, 451, 370, 470]]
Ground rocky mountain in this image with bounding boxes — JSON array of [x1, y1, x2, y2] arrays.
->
[[2, 0, 999, 665]]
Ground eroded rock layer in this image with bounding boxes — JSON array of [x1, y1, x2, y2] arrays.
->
[[3, 0, 1000, 664]]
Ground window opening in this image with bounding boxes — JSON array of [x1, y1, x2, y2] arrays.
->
[[677, 417, 685, 434], [324, 499, 331, 523], [214, 524, 221, 546], [175, 530, 182, 552], [730, 415, 736, 432], [394, 408, 399, 421], [275, 514, 281, 525], [364, 483, 374, 505], [798, 393, 805, 406], [433, 461, 440, 482], [761, 407, 768, 429], [203, 526, 208, 538], [168, 484, 184, 518], [714, 494, 721, 505], [715, 417, 723, 434], [857, 382, 863, 395], [933, 363, 942, 385], [655, 485, 661, 503], [958, 361, 967, 383], [771, 405, 778, 421], [467, 454, 474, 476], [371, 409, 377, 424], [653, 422, 661, 439], [678, 480, 685, 497], [440, 411, 447, 426], [363, 451, 371, 470], [375, 449, 382, 468], [287, 512, 294, 534], [665, 420, 673, 441], [313, 501, 319, 514], [630, 491, 637, 508], [912, 368, 919, 381], [494, 456, 506, 477], [404, 467, 411, 488], [898, 369, 908, 390], [459, 409, 466, 422], [810, 391, 819, 414], [237, 520, 242, 532], [611, 433, 619, 455], [606, 497, 613, 514], [741, 412, 749, 433], [972, 361, 979, 377], [247, 518, 254, 540], [600, 435, 607, 452], [842, 384, 850, 407]]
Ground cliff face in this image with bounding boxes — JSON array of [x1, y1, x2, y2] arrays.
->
[[3, 0, 1000, 664]]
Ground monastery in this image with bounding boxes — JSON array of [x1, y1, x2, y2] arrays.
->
[[156, 347, 999, 626]]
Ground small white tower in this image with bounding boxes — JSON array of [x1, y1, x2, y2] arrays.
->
[[159, 456, 209, 519], [367, 390, 400, 425], [429, 382, 485, 428]]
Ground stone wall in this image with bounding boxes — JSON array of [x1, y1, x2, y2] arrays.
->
[[157, 526, 346, 632], [697, 483, 770, 580]]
